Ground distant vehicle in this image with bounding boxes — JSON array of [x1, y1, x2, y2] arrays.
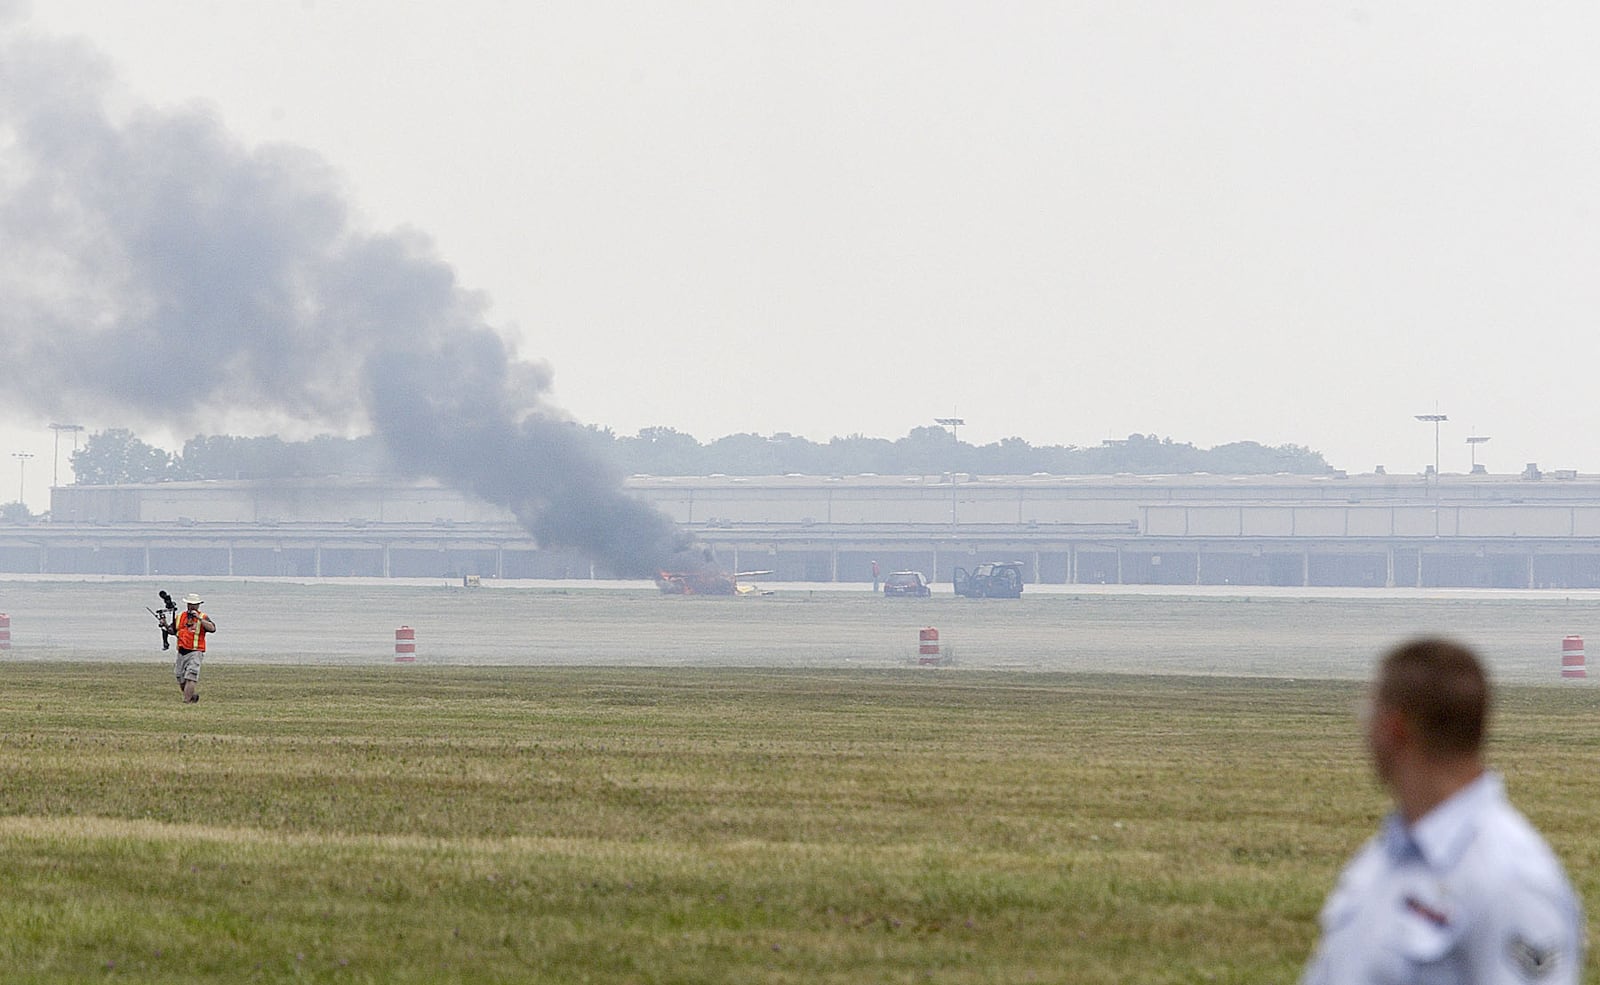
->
[[882, 571, 931, 597], [953, 561, 1025, 599]]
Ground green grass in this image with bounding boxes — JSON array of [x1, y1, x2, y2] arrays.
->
[[2, 665, 1597, 983]]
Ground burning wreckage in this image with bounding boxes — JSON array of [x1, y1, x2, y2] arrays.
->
[[655, 568, 776, 596]]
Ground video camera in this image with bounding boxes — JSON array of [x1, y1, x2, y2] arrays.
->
[[147, 590, 178, 650]]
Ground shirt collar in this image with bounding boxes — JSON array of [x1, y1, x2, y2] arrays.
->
[[1381, 771, 1500, 868]]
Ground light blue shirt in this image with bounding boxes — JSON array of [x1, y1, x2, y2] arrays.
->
[[1303, 772, 1582, 985]]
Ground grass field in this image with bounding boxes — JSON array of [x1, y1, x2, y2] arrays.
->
[[3, 664, 1598, 983]]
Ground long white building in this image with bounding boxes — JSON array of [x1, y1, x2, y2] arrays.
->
[[3, 469, 1598, 588]]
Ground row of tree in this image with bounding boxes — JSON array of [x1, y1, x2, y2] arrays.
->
[[614, 426, 1329, 476], [58, 426, 1329, 487]]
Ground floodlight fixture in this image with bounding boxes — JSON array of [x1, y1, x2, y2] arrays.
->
[[1414, 414, 1447, 476], [1466, 434, 1491, 472], [11, 451, 34, 507]]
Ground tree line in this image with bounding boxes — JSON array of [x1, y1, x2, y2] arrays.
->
[[54, 426, 1329, 488]]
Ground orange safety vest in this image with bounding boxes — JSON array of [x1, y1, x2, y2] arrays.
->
[[175, 610, 208, 652]]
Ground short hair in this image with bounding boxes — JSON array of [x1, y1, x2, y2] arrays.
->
[[1375, 638, 1491, 757]]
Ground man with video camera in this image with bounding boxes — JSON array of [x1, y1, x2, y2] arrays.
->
[[172, 593, 216, 703]]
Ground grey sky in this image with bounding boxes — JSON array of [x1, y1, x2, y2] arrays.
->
[[2, 1, 1596, 510]]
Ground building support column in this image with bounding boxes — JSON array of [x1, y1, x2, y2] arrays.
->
[[1068, 544, 1077, 584], [1116, 548, 1124, 585], [1302, 550, 1310, 587], [1385, 547, 1395, 588]]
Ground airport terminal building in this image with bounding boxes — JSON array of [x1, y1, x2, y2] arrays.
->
[[6, 469, 1600, 589]]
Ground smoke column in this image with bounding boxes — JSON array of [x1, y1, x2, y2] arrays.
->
[[0, 24, 697, 576]]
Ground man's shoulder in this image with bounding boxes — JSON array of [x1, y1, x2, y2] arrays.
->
[[1454, 798, 1575, 906], [1462, 802, 1583, 980], [1471, 787, 1547, 841]]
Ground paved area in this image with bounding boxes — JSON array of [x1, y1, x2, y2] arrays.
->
[[2, 577, 1598, 683]]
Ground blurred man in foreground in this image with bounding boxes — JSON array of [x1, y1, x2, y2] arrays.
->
[[1302, 638, 1582, 984]]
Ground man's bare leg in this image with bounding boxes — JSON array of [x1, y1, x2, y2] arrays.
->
[[183, 680, 199, 703]]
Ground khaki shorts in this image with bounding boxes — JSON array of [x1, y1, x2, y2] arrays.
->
[[174, 649, 204, 683]]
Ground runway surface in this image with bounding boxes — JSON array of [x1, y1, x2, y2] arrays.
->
[[4, 576, 1599, 682]]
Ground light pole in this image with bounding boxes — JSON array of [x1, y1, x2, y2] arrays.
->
[[934, 417, 965, 528], [12, 452, 34, 508], [1414, 414, 1447, 477], [1466, 434, 1490, 474], [48, 423, 84, 489], [1414, 414, 1447, 550]]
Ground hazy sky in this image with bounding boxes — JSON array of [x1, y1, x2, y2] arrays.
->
[[2, 1, 1596, 509]]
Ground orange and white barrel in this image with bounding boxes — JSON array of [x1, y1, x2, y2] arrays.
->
[[395, 625, 417, 663], [0, 613, 9, 650], [1562, 635, 1585, 680], [918, 627, 940, 666]]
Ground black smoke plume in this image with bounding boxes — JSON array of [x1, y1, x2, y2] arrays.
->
[[0, 24, 698, 576]]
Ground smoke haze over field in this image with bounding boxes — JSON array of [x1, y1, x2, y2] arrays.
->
[[3, 3, 1598, 513], [0, 23, 692, 575]]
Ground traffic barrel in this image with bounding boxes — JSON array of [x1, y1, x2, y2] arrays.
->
[[0, 613, 9, 650], [918, 627, 940, 666], [395, 625, 416, 663], [1562, 635, 1585, 680]]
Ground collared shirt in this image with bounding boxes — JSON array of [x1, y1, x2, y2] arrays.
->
[[1303, 773, 1582, 985]]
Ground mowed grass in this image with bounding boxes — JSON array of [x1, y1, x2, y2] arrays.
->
[[2, 665, 1598, 984]]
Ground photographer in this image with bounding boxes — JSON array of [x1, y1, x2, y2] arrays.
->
[[172, 593, 216, 703]]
